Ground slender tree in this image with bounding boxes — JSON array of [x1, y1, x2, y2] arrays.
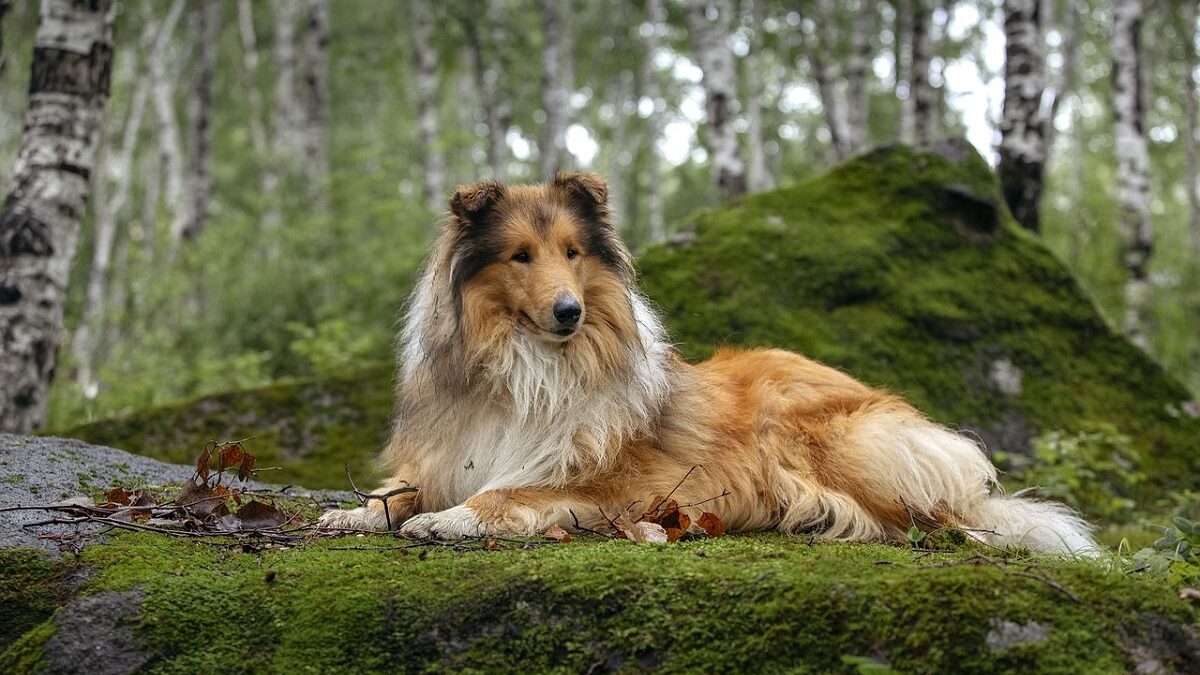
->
[[641, 0, 667, 241], [685, 0, 746, 199], [237, 0, 268, 156], [411, 0, 445, 212], [909, 0, 936, 145], [742, 0, 773, 190], [539, 0, 570, 178], [997, 0, 1048, 232], [0, 0, 116, 431], [300, 0, 330, 211], [1182, 0, 1199, 253], [185, 0, 220, 242], [0, 0, 9, 78], [1044, 0, 1081, 151], [462, 0, 511, 181], [1111, 0, 1153, 348], [794, 1, 852, 160], [151, 0, 190, 256]]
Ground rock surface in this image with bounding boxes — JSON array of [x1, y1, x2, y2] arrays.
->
[[0, 434, 351, 553]]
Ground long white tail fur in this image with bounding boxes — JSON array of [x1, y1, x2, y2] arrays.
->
[[845, 405, 1099, 556]]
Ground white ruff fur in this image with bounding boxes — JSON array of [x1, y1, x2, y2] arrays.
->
[[399, 276, 672, 506]]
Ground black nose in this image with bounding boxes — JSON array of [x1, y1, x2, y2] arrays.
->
[[553, 297, 582, 325]]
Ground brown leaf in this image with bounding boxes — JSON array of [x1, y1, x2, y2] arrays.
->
[[131, 491, 158, 508], [105, 488, 133, 506], [614, 517, 668, 543], [195, 445, 213, 485], [235, 500, 287, 530], [177, 479, 221, 518], [698, 512, 725, 538], [237, 453, 256, 482], [217, 443, 245, 472], [484, 538, 502, 551], [544, 525, 572, 543]]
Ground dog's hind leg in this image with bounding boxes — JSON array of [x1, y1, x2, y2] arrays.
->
[[317, 475, 421, 531]]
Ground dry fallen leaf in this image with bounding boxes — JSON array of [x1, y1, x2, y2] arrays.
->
[[195, 445, 212, 484], [217, 442, 245, 472], [237, 453, 256, 482], [697, 512, 725, 538], [235, 500, 287, 530], [105, 487, 133, 506], [614, 517, 668, 543], [544, 525, 572, 543], [484, 538, 502, 551], [178, 480, 223, 518]]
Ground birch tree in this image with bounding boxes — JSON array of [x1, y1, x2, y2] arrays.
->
[[1182, 0, 1199, 253], [742, 0, 772, 190], [411, 0, 445, 212], [0, 0, 116, 432], [539, 0, 570, 178], [462, 0, 511, 181], [903, 0, 936, 145], [238, 0, 268, 156], [1111, 0, 1153, 348], [151, 0, 190, 255], [641, 0, 667, 241], [301, 0, 330, 211], [0, 0, 9, 78], [185, 0, 220, 242], [685, 0, 746, 200], [997, 0, 1048, 232], [794, 2, 852, 160]]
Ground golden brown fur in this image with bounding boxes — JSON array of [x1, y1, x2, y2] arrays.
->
[[319, 173, 1097, 555]]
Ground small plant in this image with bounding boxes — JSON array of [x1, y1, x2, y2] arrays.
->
[[1133, 515, 1200, 586], [997, 424, 1144, 523]]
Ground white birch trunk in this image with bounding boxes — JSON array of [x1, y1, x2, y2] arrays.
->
[[463, 1, 510, 181], [237, 0, 268, 156], [271, 0, 302, 163], [796, 3, 852, 161], [685, 0, 746, 199], [743, 0, 772, 190], [642, 0, 666, 242], [539, 0, 569, 179], [184, 0, 220, 242], [1182, 0, 1199, 253], [72, 18, 158, 398], [997, 0, 1047, 232], [0, 0, 116, 431], [846, 4, 874, 153], [301, 0, 330, 211], [150, 0, 189, 258], [910, 0, 935, 145], [411, 0, 445, 212], [1112, 0, 1153, 349], [896, 0, 915, 143]]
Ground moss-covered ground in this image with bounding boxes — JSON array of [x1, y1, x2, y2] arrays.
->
[[2, 533, 1197, 674], [62, 141, 1200, 495]]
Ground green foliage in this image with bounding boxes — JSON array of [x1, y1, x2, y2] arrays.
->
[[1133, 513, 1200, 587], [997, 425, 1144, 523], [286, 319, 387, 379]]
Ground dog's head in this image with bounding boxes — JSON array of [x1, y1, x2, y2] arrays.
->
[[446, 173, 635, 349]]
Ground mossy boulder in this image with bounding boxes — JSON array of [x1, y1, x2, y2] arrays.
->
[[3, 534, 1199, 673], [63, 141, 1200, 492]]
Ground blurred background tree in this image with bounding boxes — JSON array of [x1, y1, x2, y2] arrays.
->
[[0, 0, 1195, 431]]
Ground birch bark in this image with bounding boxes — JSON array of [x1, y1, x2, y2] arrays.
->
[[0, 0, 116, 431], [685, 0, 746, 199], [411, 0, 445, 211], [184, 0, 220, 242], [539, 0, 570, 178], [997, 0, 1047, 232]]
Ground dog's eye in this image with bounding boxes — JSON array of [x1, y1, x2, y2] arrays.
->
[[566, 248, 578, 260], [512, 251, 531, 264]]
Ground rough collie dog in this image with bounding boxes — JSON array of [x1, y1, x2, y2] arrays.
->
[[319, 172, 1096, 554]]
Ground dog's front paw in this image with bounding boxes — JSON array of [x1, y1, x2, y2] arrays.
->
[[398, 505, 484, 540], [317, 506, 388, 531]]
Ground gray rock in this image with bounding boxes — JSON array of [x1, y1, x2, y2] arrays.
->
[[0, 434, 353, 553], [985, 619, 1050, 653], [41, 590, 149, 675]]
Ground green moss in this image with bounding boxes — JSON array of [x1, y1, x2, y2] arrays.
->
[[639, 142, 1199, 493], [0, 620, 54, 673], [0, 533, 1185, 673], [0, 549, 75, 650], [62, 142, 1199, 495], [64, 364, 394, 489]]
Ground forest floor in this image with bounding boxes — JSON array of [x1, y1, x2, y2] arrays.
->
[[1, 436, 1198, 674]]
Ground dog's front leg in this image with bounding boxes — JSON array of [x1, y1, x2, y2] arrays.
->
[[398, 487, 600, 539], [318, 475, 421, 531]]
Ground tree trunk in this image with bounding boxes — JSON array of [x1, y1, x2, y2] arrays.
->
[[411, 0, 445, 212], [184, 0, 220, 242], [0, 0, 9, 78], [0, 0, 115, 432], [795, 2, 851, 161], [300, 0, 329, 212], [846, 4, 874, 153], [743, 0, 772, 190], [462, 1, 510, 181], [1044, 0, 1080, 151], [151, 0, 190, 257], [539, 0, 570, 178], [72, 18, 158, 399], [1111, 0, 1152, 349], [642, 0, 666, 242], [685, 0, 746, 200], [896, 0, 914, 143], [997, 0, 1047, 232], [1182, 0, 1199, 253], [271, 0, 302, 164], [909, 0, 935, 145], [237, 0, 268, 156]]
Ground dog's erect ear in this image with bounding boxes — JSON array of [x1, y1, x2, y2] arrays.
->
[[449, 181, 506, 227], [552, 172, 609, 213]]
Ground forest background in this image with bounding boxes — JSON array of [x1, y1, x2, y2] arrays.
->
[[0, 0, 1195, 433]]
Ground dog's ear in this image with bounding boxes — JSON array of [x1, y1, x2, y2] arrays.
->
[[449, 181, 506, 227], [552, 172, 609, 217]]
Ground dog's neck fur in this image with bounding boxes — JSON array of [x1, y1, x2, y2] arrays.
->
[[393, 262, 673, 499]]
